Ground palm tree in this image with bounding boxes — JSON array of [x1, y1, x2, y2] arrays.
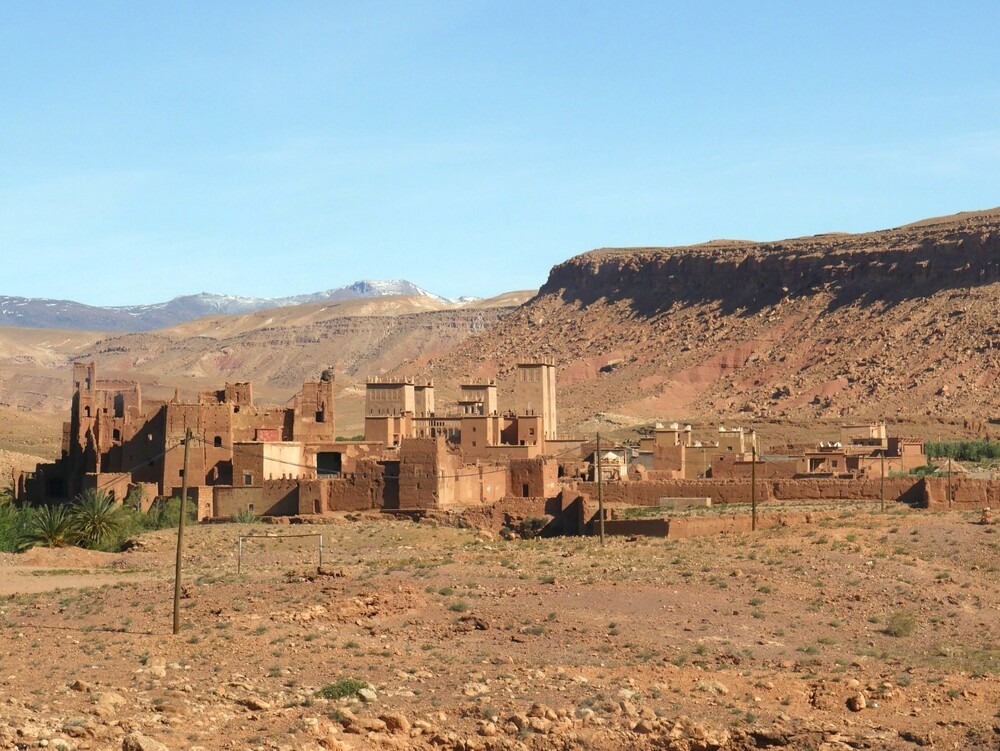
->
[[0, 501, 29, 553], [70, 488, 123, 549], [20, 504, 79, 549]]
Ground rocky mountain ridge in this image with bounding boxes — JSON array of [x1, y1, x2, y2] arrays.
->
[[6, 207, 1000, 445], [412, 207, 1000, 431], [0, 279, 477, 332], [0, 293, 535, 438]]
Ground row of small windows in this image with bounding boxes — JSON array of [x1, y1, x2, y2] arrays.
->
[[368, 388, 404, 401]]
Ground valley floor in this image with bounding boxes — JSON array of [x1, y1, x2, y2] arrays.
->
[[1, 508, 999, 750]]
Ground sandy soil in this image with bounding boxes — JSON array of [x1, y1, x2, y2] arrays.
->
[[1, 508, 999, 750]]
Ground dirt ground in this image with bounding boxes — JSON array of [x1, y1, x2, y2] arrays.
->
[[2, 506, 1000, 751]]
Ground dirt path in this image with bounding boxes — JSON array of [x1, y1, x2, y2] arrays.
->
[[0, 567, 154, 594]]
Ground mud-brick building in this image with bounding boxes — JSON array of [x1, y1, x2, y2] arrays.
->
[[209, 435, 558, 519], [15, 362, 337, 507], [16, 362, 565, 521], [363, 362, 564, 460]]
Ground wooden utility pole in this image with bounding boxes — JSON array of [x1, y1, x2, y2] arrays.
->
[[172, 428, 192, 635], [947, 457, 953, 509], [751, 445, 757, 531], [880, 451, 885, 512], [596, 432, 605, 546]]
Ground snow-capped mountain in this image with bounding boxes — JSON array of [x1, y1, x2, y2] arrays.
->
[[0, 280, 472, 332]]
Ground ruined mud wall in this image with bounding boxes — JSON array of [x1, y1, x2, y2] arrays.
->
[[459, 496, 552, 531], [598, 511, 825, 539], [213, 481, 298, 517], [923, 476, 1000, 510], [509, 458, 559, 499], [572, 477, 925, 505]]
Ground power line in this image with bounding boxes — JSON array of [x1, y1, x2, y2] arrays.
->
[[90, 443, 177, 495], [185, 434, 587, 482]]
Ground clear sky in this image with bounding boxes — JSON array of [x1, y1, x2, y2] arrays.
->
[[3, 1, 1000, 305]]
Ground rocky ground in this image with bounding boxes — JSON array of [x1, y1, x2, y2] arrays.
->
[[2, 505, 1000, 750]]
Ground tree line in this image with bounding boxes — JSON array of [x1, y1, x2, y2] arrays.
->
[[925, 440, 1000, 463]]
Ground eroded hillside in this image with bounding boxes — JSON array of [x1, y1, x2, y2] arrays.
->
[[0, 295, 533, 441], [415, 208, 1000, 431]]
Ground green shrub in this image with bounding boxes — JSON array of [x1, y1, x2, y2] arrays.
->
[[316, 678, 368, 699], [145, 497, 196, 529], [232, 508, 261, 524], [21, 505, 79, 549], [884, 611, 917, 637], [520, 516, 550, 539], [0, 501, 30, 553], [71, 489, 126, 549], [926, 440, 1000, 463]]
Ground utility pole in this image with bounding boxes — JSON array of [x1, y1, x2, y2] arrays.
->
[[173, 428, 192, 635], [948, 456, 953, 509], [880, 451, 885, 513], [751, 445, 757, 532], [596, 432, 605, 546]]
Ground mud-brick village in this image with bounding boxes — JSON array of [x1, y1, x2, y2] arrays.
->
[[8, 4, 1000, 751]]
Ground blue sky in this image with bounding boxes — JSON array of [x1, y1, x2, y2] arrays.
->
[[3, 1, 1000, 305]]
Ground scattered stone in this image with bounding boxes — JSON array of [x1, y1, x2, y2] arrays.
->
[[344, 716, 387, 734], [457, 615, 490, 631], [633, 719, 656, 734], [847, 692, 867, 712], [696, 679, 729, 696], [238, 697, 271, 711], [463, 682, 490, 697], [380, 712, 410, 734], [357, 687, 378, 703], [899, 729, 934, 746], [122, 733, 170, 751]]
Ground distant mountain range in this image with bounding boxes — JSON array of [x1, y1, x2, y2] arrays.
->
[[0, 280, 479, 332]]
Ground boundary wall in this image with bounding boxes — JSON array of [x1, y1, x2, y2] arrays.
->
[[571, 477, 926, 506], [923, 477, 1000, 510]]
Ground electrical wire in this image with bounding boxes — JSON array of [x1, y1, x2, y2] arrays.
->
[[184, 433, 587, 482]]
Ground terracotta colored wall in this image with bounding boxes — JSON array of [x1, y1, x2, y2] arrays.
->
[[214, 486, 262, 517], [572, 476, 924, 506], [213, 481, 298, 517], [398, 438, 441, 510], [602, 519, 670, 537], [711, 456, 798, 479], [924, 477, 1000, 509], [509, 457, 559, 498]]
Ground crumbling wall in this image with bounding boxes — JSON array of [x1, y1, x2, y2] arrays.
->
[[572, 476, 925, 506], [213, 486, 261, 517], [509, 457, 559, 498], [574, 479, 762, 505], [212, 481, 297, 517], [398, 438, 442, 510], [923, 477, 1000, 509]]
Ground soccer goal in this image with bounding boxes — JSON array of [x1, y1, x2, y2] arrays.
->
[[236, 533, 325, 575]]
